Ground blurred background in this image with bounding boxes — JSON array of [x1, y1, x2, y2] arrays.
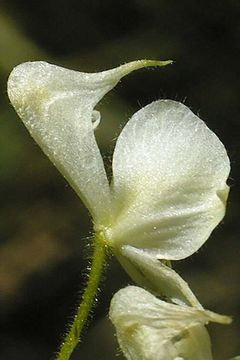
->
[[0, 1, 239, 359]]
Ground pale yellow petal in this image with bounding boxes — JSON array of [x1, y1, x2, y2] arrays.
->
[[110, 100, 230, 259]]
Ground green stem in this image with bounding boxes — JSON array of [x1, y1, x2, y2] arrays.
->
[[56, 232, 107, 360]]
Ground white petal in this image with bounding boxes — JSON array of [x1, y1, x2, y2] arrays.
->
[[109, 286, 231, 360], [7, 60, 170, 223], [110, 100, 230, 259], [116, 245, 202, 308]]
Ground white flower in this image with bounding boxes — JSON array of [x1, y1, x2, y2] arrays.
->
[[109, 285, 231, 360], [7, 61, 230, 302]]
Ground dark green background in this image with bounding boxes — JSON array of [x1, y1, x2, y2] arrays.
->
[[0, 1, 239, 359]]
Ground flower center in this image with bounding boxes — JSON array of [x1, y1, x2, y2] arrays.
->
[[95, 224, 114, 247]]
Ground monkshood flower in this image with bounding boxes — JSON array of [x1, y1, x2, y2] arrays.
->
[[109, 286, 231, 360], [7, 60, 230, 359], [7, 60, 230, 304]]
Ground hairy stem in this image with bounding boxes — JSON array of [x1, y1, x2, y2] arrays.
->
[[56, 232, 107, 360]]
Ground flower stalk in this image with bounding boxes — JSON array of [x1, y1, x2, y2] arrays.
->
[[56, 232, 107, 360]]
